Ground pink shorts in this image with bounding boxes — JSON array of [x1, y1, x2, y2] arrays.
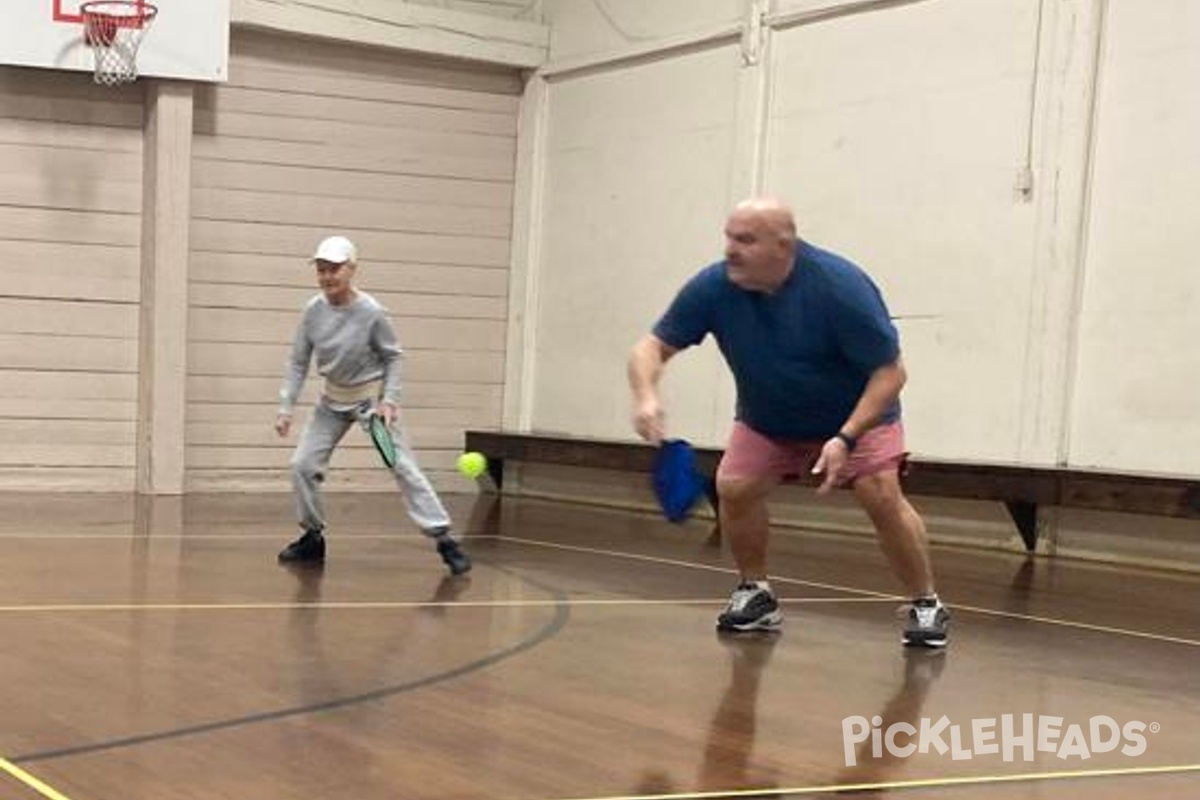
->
[[717, 420, 908, 487]]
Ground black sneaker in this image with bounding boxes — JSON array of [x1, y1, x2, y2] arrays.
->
[[278, 529, 325, 563], [717, 582, 783, 632], [437, 538, 472, 576], [902, 597, 950, 648]]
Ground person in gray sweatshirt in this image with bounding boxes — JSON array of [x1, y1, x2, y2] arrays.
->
[[273, 235, 471, 575]]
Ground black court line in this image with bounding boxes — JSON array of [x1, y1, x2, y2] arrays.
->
[[14, 561, 570, 765]]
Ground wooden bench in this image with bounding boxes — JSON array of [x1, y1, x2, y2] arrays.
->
[[464, 430, 1200, 552]]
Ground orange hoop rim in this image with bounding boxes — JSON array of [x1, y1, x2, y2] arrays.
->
[[80, 0, 158, 84], [80, 0, 158, 30]]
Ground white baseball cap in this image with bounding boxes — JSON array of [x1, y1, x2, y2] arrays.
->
[[312, 235, 357, 264]]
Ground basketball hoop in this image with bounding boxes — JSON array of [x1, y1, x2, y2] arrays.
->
[[81, 0, 158, 86]]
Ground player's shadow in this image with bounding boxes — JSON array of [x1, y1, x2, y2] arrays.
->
[[418, 573, 473, 618], [282, 561, 326, 642], [284, 561, 326, 604], [633, 631, 783, 798], [280, 562, 334, 702]]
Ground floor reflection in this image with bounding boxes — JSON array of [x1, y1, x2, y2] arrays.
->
[[832, 648, 948, 794], [635, 631, 783, 798]]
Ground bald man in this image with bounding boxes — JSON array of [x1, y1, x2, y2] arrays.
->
[[628, 199, 948, 647]]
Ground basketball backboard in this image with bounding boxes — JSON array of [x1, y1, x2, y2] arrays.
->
[[2, 0, 229, 82]]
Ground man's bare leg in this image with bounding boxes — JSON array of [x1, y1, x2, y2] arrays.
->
[[717, 476, 775, 580], [715, 475, 783, 631], [854, 470, 948, 647], [853, 470, 934, 596]]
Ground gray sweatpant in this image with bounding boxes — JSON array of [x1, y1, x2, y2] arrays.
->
[[290, 402, 451, 535]]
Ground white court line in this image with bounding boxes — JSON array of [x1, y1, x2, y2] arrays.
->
[[0, 533, 418, 540], [0, 597, 894, 615], [494, 535, 908, 599], [492, 535, 1200, 648]]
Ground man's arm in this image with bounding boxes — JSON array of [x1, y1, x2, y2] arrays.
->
[[812, 357, 907, 493], [627, 334, 680, 444], [372, 314, 404, 425], [275, 313, 314, 438], [840, 357, 906, 441]]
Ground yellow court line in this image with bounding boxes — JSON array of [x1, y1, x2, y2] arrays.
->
[[0, 758, 76, 800], [1, 533, 1194, 646], [0, 596, 895, 615], [559, 762, 1200, 800], [492, 536, 1200, 648], [0, 533, 415, 540]]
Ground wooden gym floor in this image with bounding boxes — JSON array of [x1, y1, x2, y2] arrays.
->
[[0, 491, 1197, 800]]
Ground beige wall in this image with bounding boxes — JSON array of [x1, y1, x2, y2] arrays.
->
[[546, 0, 740, 64], [1067, 0, 1200, 473], [186, 30, 521, 493], [3, 0, 1199, 514], [409, 0, 540, 18], [519, 0, 1200, 481], [497, 0, 1200, 564], [765, 0, 1046, 463], [0, 69, 143, 490], [0, 3, 535, 493], [530, 45, 741, 439]]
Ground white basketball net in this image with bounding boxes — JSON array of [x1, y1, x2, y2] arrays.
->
[[82, 1, 157, 86]]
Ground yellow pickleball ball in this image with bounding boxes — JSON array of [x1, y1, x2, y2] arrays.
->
[[456, 451, 488, 479]]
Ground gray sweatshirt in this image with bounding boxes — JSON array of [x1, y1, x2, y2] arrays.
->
[[279, 291, 402, 414]]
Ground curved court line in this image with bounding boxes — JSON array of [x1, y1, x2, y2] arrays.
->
[[0, 757, 75, 800], [13, 570, 570, 765], [492, 536, 1200, 648], [0, 596, 896, 614], [556, 761, 1200, 799]]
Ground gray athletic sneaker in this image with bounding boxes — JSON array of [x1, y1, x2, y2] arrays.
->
[[717, 582, 783, 632], [902, 597, 950, 648]]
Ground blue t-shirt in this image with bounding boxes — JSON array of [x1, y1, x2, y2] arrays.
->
[[653, 241, 901, 439]]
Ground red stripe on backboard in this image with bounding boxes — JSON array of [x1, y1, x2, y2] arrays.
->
[[53, 0, 83, 23], [53, 0, 147, 24]]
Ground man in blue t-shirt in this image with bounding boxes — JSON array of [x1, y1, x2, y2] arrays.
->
[[628, 198, 948, 647]]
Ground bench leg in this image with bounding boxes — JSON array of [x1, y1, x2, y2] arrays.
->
[[1004, 501, 1039, 552], [486, 457, 505, 491]]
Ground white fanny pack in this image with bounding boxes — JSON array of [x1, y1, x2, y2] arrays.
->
[[323, 378, 383, 405]]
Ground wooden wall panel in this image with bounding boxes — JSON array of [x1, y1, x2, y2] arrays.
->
[[186, 31, 518, 493], [0, 67, 141, 490]]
